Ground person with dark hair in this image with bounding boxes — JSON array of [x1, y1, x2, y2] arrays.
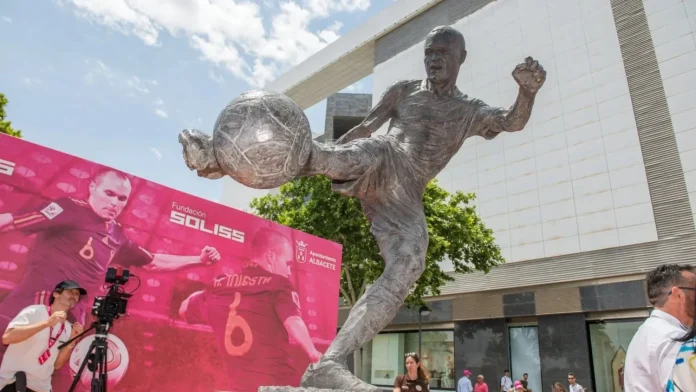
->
[[624, 264, 696, 392], [393, 353, 430, 392], [519, 373, 529, 391], [0, 281, 86, 391], [500, 370, 512, 392], [566, 373, 582, 392]]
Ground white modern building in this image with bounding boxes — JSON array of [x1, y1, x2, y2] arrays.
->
[[220, 0, 696, 391]]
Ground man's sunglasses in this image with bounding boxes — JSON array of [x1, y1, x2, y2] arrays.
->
[[670, 286, 696, 294]]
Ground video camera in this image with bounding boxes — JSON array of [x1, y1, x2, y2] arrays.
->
[[91, 267, 133, 322], [61, 267, 140, 392]]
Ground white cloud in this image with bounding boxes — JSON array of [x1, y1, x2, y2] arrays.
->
[[126, 76, 150, 94], [208, 69, 225, 84], [154, 108, 168, 118], [83, 59, 115, 86], [303, 0, 369, 18], [23, 77, 42, 87], [1, 16, 11, 23], [153, 97, 164, 105], [341, 80, 362, 92], [150, 147, 162, 160], [60, 0, 371, 87], [84, 59, 157, 97]]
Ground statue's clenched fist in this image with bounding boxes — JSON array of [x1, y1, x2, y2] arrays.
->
[[513, 56, 546, 94]]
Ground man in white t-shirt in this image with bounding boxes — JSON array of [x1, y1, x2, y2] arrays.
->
[[500, 369, 512, 392], [624, 264, 696, 392], [0, 280, 86, 392], [567, 373, 583, 392]]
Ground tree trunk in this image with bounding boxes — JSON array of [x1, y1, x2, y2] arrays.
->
[[353, 347, 363, 379]]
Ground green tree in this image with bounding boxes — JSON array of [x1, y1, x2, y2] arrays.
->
[[251, 175, 504, 306], [0, 93, 22, 138], [252, 175, 503, 379]]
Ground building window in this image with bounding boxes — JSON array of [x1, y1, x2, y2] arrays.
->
[[588, 319, 643, 392], [359, 330, 455, 390], [509, 326, 542, 392]]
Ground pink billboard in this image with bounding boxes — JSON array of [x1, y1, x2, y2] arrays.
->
[[0, 134, 342, 391]]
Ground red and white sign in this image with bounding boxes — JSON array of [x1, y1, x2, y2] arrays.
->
[[0, 134, 342, 391]]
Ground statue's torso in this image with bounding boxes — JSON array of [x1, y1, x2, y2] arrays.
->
[[333, 80, 490, 213], [386, 80, 484, 182]]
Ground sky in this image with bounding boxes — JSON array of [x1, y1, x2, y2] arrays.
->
[[0, 0, 385, 202]]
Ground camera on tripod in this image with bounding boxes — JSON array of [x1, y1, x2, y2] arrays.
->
[[91, 267, 132, 322], [61, 266, 140, 392]]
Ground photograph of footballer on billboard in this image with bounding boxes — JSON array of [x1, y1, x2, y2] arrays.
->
[[0, 134, 343, 392]]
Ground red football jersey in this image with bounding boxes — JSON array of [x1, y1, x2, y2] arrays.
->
[[10, 197, 154, 294], [183, 264, 302, 391]]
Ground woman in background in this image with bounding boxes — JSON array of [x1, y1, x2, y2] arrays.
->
[[393, 353, 430, 392], [552, 382, 568, 392]]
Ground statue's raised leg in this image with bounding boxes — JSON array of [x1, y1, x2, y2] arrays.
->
[[179, 128, 383, 185], [301, 222, 428, 391], [299, 139, 384, 181]]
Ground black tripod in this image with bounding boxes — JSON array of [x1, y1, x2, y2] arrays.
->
[[59, 319, 113, 392]]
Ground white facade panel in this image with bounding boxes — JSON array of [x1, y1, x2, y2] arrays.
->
[[646, 0, 696, 230]]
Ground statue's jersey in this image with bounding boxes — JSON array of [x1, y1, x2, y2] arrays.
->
[[390, 80, 501, 180], [333, 80, 503, 235], [183, 264, 302, 392]]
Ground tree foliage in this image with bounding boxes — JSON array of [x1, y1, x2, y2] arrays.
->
[[251, 175, 504, 307], [0, 93, 22, 138]]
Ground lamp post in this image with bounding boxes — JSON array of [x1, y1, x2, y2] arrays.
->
[[418, 305, 431, 357]]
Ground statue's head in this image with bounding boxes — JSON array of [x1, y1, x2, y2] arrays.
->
[[424, 26, 467, 84]]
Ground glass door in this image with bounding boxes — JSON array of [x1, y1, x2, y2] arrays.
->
[[509, 326, 542, 392]]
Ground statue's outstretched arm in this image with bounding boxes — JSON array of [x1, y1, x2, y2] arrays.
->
[[335, 80, 410, 145], [475, 57, 547, 139]]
